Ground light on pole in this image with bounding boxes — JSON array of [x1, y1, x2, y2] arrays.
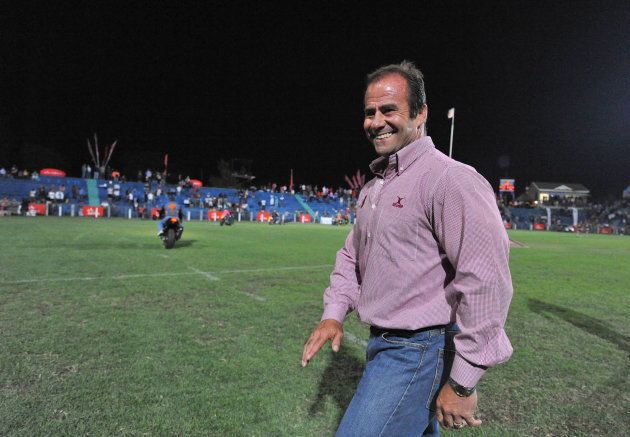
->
[[447, 107, 455, 158]]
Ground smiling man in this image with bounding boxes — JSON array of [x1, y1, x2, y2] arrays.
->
[[302, 61, 513, 436]]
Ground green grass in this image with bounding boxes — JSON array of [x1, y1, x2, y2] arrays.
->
[[1, 218, 629, 436]]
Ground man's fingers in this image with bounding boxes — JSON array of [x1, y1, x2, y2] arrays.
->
[[301, 320, 343, 367], [331, 330, 343, 352], [441, 413, 454, 429], [435, 409, 444, 427], [301, 333, 328, 367], [463, 414, 482, 427]]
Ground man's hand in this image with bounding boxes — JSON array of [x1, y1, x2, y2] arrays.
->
[[435, 383, 482, 430], [301, 319, 343, 367]]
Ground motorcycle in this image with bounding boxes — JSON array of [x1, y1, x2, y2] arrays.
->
[[220, 213, 234, 226], [160, 217, 184, 249]]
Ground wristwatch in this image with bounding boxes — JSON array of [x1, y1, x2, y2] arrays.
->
[[448, 377, 476, 397]]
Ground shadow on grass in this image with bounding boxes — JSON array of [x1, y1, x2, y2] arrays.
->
[[308, 348, 364, 428], [528, 298, 630, 353], [174, 239, 196, 248]]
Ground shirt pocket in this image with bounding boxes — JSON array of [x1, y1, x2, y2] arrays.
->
[[377, 214, 421, 261]]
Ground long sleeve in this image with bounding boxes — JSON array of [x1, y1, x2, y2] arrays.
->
[[321, 228, 361, 324], [433, 166, 513, 387]]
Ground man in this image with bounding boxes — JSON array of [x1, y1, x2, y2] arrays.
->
[[302, 61, 513, 436]]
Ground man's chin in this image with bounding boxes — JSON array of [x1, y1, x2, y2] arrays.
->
[[373, 143, 395, 157]]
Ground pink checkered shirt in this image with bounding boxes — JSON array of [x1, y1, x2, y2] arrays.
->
[[322, 136, 513, 387]]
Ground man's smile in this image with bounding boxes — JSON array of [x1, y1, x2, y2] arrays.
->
[[371, 131, 395, 140]]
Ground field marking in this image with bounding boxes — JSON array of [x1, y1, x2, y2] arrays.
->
[[344, 331, 368, 347], [72, 233, 88, 241], [211, 264, 332, 274], [241, 291, 266, 302], [188, 266, 219, 281], [158, 254, 169, 259], [0, 264, 332, 285], [188, 266, 267, 301]]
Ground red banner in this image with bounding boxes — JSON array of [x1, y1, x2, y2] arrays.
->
[[498, 179, 515, 192], [208, 210, 226, 221], [190, 179, 203, 187], [28, 203, 46, 215], [599, 226, 613, 234], [299, 213, 312, 223], [82, 206, 104, 217], [256, 211, 271, 222], [40, 168, 66, 177], [533, 223, 545, 231]]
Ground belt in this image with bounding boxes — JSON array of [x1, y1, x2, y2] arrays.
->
[[369, 324, 449, 338]]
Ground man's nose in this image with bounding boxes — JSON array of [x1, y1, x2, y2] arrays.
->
[[371, 111, 385, 129]]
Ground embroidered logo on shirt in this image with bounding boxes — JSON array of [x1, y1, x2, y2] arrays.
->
[[392, 196, 404, 208]]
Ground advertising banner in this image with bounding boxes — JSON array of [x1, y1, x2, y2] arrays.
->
[[82, 206, 104, 217], [40, 168, 67, 177], [28, 203, 47, 215], [256, 211, 271, 222], [499, 179, 515, 192], [208, 210, 226, 221]]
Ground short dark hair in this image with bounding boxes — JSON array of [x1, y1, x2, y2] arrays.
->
[[366, 60, 426, 118]]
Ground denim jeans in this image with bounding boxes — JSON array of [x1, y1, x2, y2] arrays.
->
[[336, 324, 457, 437]]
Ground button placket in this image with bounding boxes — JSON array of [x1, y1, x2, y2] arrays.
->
[[364, 178, 384, 254]]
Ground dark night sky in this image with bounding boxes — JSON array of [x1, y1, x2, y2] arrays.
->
[[2, 2, 629, 198]]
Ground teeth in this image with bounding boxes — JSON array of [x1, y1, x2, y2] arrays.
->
[[375, 132, 393, 139]]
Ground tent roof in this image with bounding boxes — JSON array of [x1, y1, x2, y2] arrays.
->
[[530, 182, 590, 193]]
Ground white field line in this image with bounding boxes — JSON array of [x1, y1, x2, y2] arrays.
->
[[158, 254, 169, 259], [212, 265, 332, 274], [344, 331, 368, 347], [189, 266, 265, 301], [241, 291, 266, 302], [0, 264, 332, 286], [72, 233, 88, 241], [188, 266, 219, 281]]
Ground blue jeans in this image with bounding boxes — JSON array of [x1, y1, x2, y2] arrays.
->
[[336, 324, 457, 437]]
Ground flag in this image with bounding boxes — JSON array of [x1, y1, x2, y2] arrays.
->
[[447, 108, 455, 119], [344, 174, 354, 189], [104, 140, 117, 167], [352, 174, 359, 189], [87, 138, 96, 165], [289, 169, 294, 192], [164, 153, 168, 168]]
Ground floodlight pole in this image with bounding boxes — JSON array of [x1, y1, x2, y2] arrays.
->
[[448, 109, 455, 158]]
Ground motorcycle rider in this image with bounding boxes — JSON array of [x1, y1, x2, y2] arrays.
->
[[220, 208, 234, 226], [157, 208, 184, 236]]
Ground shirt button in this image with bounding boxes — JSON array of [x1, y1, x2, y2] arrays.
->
[[367, 232, 371, 238], [371, 204, 376, 209], [379, 180, 384, 185]]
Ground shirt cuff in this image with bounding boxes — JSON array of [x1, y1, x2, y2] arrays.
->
[[449, 354, 487, 387], [321, 304, 349, 325]]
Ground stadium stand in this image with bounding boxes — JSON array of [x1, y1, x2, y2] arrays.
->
[[1, 174, 627, 234]]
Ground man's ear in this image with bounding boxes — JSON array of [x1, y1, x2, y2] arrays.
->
[[418, 104, 428, 125]]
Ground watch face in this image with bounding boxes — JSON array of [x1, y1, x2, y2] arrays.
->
[[449, 378, 475, 397], [456, 386, 474, 397]]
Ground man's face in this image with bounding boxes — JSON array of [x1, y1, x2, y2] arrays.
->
[[363, 74, 427, 156]]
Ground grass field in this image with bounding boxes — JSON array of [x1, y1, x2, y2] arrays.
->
[[1, 217, 629, 436]]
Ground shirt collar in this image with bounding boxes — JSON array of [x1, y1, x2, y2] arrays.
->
[[369, 136, 435, 177]]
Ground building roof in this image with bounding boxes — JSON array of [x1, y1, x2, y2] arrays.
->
[[530, 182, 590, 194]]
